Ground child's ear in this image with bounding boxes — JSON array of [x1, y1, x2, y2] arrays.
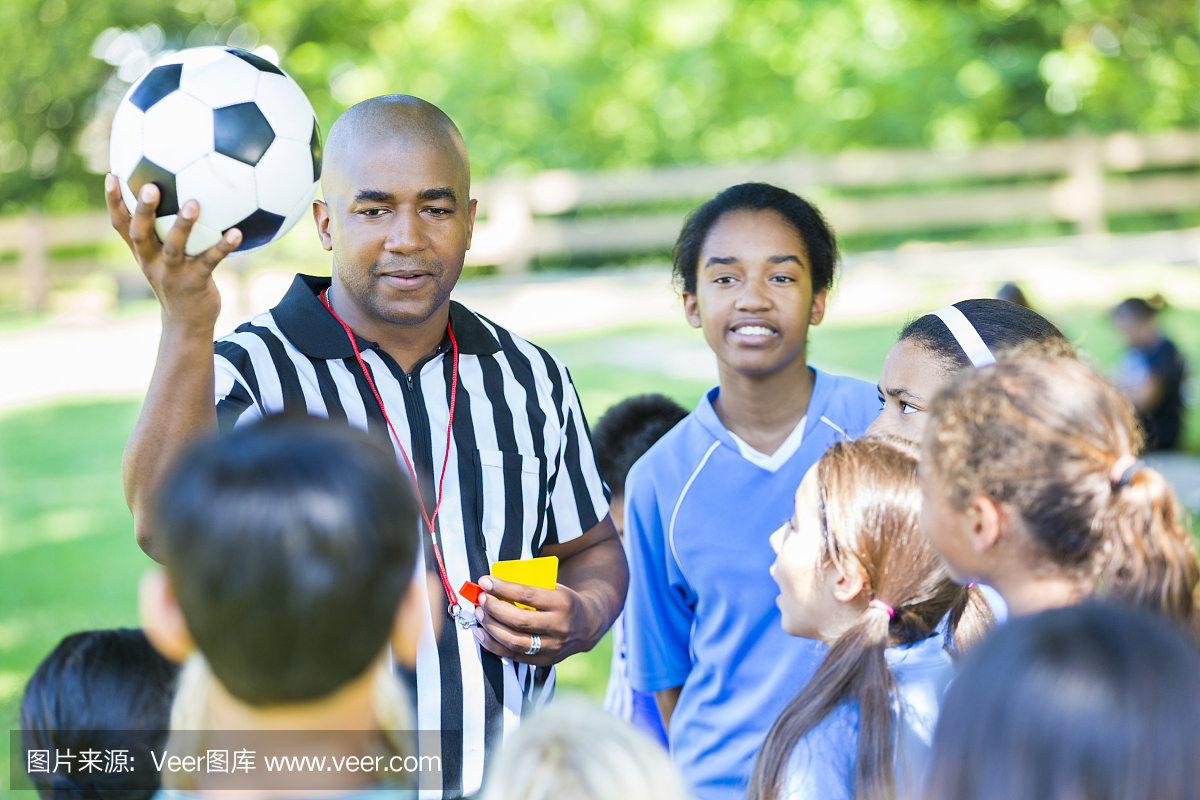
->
[[391, 572, 443, 669], [682, 292, 702, 329], [139, 569, 194, 664], [829, 560, 868, 605], [809, 288, 828, 327], [966, 496, 1003, 555]]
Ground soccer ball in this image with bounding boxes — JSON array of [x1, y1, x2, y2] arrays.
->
[[109, 47, 322, 256]]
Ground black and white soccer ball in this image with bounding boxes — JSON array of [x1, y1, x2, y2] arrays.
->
[[109, 46, 322, 256]]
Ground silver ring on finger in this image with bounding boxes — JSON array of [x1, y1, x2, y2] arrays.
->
[[524, 633, 541, 656]]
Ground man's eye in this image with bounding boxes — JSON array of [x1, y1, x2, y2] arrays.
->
[[877, 394, 885, 408], [771, 275, 795, 283], [901, 402, 920, 415], [360, 207, 387, 217], [426, 207, 451, 216], [713, 276, 735, 284]]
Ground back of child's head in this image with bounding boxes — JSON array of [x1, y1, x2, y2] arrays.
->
[[750, 436, 991, 800], [477, 697, 690, 800], [995, 282, 1031, 309], [672, 182, 838, 296], [154, 414, 420, 706], [20, 628, 179, 800], [898, 298, 1073, 373], [924, 356, 1199, 628], [1112, 294, 1166, 322], [926, 602, 1200, 800], [591, 394, 688, 496]]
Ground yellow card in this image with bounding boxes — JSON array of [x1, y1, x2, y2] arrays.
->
[[490, 556, 559, 610]]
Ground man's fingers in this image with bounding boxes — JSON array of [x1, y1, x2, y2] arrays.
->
[[473, 625, 521, 661], [104, 174, 134, 249], [196, 228, 242, 274], [129, 183, 163, 266], [481, 575, 554, 609], [160, 201, 199, 266], [477, 593, 542, 632], [475, 613, 548, 660]]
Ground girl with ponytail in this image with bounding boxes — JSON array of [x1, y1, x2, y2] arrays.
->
[[920, 355, 1199, 629], [750, 436, 992, 800]]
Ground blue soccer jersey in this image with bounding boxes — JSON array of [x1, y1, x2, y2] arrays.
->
[[623, 369, 879, 800]]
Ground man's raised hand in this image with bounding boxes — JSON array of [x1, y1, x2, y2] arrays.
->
[[104, 173, 241, 333]]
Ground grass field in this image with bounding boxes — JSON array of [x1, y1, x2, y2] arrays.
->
[[2, 304, 1198, 794]]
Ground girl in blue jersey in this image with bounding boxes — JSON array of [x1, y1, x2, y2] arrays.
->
[[749, 436, 992, 800], [623, 184, 881, 800]]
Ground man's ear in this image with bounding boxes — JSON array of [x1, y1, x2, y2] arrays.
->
[[809, 288, 828, 327], [966, 496, 1003, 555], [829, 560, 867, 605], [391, 572, 443, 669], [313, 200, 333, 251], [683, 292, 701, 329], [139, 569, 194, 664], [464, 198, 478, 250]]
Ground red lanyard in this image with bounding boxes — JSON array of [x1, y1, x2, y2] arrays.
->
[[320, 289, 463, 618]]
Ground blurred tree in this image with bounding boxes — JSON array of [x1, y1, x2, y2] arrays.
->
[[1, 0, 1196, 213]]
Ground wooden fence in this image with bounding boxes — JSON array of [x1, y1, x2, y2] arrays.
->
[[4, 129, 1200, 310]]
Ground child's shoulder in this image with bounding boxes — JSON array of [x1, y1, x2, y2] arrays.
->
[[625, 408, 713, 484], [811, 369, 880, 435], [635, 409, 707, 460], [815, 369, 878, 403], [784, 701, 859, 800]]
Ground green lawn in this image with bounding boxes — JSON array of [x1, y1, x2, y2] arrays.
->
[[2, 305, 1198, 794]]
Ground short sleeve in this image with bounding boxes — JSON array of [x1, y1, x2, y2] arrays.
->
[[214, 351, 263, 433], [544, 366, 609, 546], [623, 458, 696, 693], [1147, 341, 1185, 383]]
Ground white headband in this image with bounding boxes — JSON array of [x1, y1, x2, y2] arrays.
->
[[931, 305, 997, 368]]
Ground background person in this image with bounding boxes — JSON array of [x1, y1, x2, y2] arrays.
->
[[105, 94, 626, 798], [1111, 295, 1187, 451], [995, 282, 1032, 310], [749, 437, 990, 800], [925, 603, 1200, 800], [592, 393, 689, 747], [623, 183, 879, 800], [920, 356, 1200, 630], [20, 628, 179, 800]]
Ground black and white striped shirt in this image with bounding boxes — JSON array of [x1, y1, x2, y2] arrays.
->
[[211, 274, 610, 798]]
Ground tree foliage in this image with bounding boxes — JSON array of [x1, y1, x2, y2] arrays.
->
[[1, 0, 1196, 213]]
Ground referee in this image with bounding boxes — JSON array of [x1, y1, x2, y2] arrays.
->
[[105, 95, 627, 798]]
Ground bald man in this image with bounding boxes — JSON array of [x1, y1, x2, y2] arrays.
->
[[106, 95, 627, 798]]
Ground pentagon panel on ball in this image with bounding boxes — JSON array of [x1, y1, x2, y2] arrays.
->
[[109, 46, 322, 257]]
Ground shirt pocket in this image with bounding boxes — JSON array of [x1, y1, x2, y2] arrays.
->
[[472, 448, 548, 566]]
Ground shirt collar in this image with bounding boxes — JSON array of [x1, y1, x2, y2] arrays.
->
[[269, 274, 502, 360], [694, 367, 826, 448]]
